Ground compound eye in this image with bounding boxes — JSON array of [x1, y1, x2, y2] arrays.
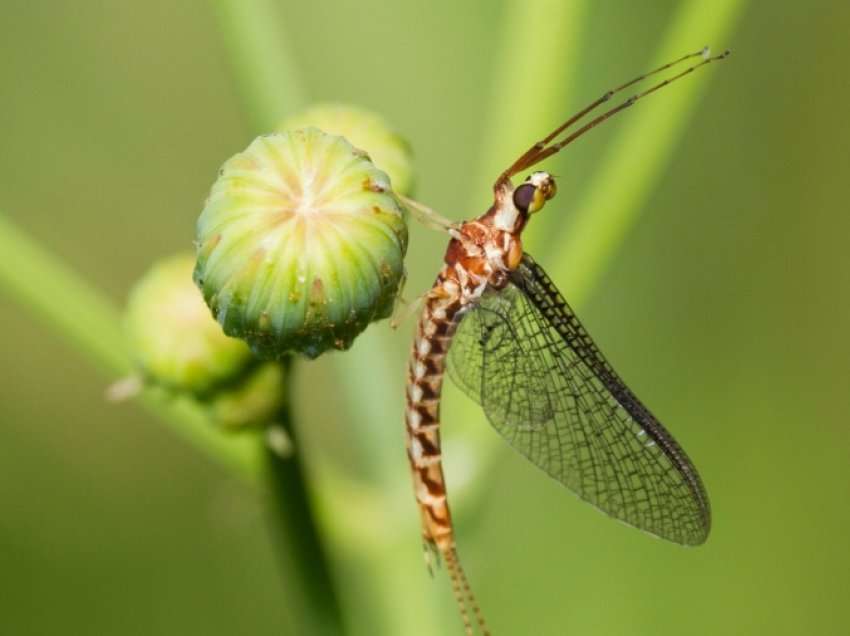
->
[[513, 183, 536, 213]]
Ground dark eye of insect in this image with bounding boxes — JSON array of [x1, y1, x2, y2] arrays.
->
[[513, 183, 536, 212]]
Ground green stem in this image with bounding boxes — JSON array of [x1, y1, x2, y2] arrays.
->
[[0, 213, 264, 483], [469, 0, 589, 203], [263, 362, 345, 636], [212, 0, 307, 131], [541, 0, 748, 306], [0, 212, 342, 630]]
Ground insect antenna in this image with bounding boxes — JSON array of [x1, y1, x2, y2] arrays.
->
[[499, 46, 730, 182], [445, 548, 490, 636]]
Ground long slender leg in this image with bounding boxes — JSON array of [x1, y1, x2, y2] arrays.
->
[[401, 195, 458, 232], [390, 290, 424, 329], [392, 282, 456, 330]]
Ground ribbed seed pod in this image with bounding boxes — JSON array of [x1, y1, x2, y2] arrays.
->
[[280, 103, 414, 195], [195, 128, 408, 359], [125, 253, 254, 395]]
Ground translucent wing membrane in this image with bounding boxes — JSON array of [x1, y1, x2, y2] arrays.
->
[[448, 254, 710, 545]]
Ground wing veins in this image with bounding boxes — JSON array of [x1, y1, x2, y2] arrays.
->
[[446, 254, 711, 544]]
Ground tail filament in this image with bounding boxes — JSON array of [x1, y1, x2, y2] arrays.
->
[[445, 547, 490, 636]]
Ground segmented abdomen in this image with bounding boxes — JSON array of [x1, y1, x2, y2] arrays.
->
[[405, 268, 464, 551]]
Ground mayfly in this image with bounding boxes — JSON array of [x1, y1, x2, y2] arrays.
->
[[402, 47, 729, 635]]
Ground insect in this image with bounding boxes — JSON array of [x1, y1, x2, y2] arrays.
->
[[402, 46, 729, 635]]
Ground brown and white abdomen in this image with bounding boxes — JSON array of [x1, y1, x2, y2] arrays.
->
[[405, 270, 464, 551]]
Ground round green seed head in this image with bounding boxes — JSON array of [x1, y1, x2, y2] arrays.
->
[[280, 103, 414, 195], [125, 253, 254, 395], [195, 128, 409, 360]]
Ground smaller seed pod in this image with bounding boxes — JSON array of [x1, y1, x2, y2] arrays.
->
[[280, 103, 414, 195], [125, 253, 254, 396], [195, 128, 408, 359]]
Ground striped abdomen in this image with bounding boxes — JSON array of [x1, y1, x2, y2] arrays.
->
[[405, 270, 464, 551]]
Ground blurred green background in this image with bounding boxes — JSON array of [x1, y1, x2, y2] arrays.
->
[[2, 1, 849, 635]]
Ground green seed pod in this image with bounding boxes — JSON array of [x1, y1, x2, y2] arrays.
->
[[195, 128, 408, 360], [208, 362, 286, 430], [279, 103, 414, 195], [125, 253, 254, 395]]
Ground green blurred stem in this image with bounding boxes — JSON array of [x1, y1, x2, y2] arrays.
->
[[539, 0, 748, 306], [263, 361, 344, 636], [212, 0, 307, 131], [0, 213, 263, 483], [0, 213, 344, 633], [470, 0, 588, 202]]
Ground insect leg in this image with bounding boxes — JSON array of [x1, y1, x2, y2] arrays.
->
[[400, 195, 458, 232]]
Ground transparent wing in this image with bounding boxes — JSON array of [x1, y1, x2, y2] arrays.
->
[[447, 253, 710, 545]]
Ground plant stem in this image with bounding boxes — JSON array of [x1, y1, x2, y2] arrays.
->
[[212, 0, 307, 131], [541, 0, 748, 307], [263, 362, 345, 636], [469, 0, 589, 203], [0, 213, 264, 483], [0, 212, 342, 631]]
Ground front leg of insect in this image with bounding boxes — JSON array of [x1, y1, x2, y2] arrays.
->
[[405, 47, 726, 635]]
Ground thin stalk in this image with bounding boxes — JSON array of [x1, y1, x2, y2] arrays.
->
[[542, 0, 748, 305], [212, 0, 307, 131], [263, 361, 345, 636], [469, 0, 588, 203], [0, 211, 341, 633], [0, 213, 264, 482]]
